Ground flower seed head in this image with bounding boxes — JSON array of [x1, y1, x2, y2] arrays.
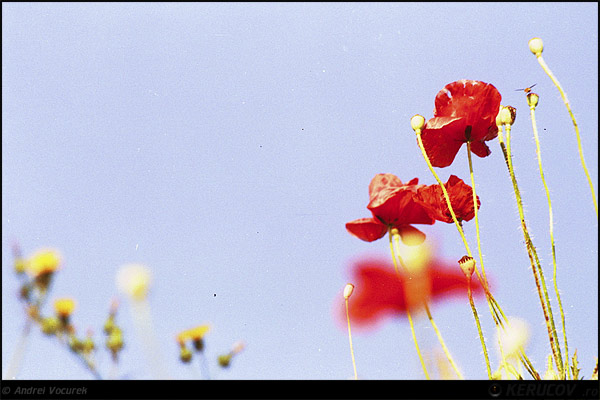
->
[[411, 115, 426, 132], [528, 37, 544, 56], [458, 255, 475, 278], [343, 283, 355, 300], [526, 93, 539, 109]]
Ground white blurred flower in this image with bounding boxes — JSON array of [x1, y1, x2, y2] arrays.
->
[[497, 317, 530, 359], [116, 263, 152, 300]]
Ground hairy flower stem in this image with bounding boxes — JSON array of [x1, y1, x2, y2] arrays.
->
[[413, 128, 543, 377], [467, 277, 492, 379], [416, 133, 496, 304], [416, 131, 503, 320], [498, 125, 564, 378], [534, 54, 597, 217], [388, 230, 430, 379], [528, 101, 570, 378], [466, 143, 488, 284], [392, 234, 464, 379], [345, 297, 358, 380], [4, 281, 53, 380]]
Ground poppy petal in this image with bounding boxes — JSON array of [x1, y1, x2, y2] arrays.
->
[[368, 174, 403, 200], [345, 218, 388, 242], [420, 117, 468, 168], [469, 139, 492, 159], [338, 257, 489, 329], [414, 175, 480, 223]]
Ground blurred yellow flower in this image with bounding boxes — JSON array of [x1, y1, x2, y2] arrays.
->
[[176, 324, 211, 345], [116, 263, 152, 300], [27, 248, 61, 277], [54, 298, 76, 317]]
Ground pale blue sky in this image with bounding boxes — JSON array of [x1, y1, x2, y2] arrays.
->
[[2, 2, 597, 380]]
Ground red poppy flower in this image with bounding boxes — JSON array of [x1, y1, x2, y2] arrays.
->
[[346, 174, 435, 245], [338, 257, 486, 329], [420, 80, 502, 168], [415, 175, 481, 223]]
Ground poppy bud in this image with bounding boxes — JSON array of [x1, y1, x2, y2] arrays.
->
[[526, 93, 539, 109], [180, 346, 193, 363], [69, 337, 84, 353], [103, 317, 116, 335], [528, 37, 544, 56], [343, 283, 354, 300], [543, 355, 558, 380], [458, 255, 475, 278], [41, 317, 60, 335], [218, 354, 232, 368], [82, 337, 95, 354], [499, 106, 516, 126], [14, 258, 27, 274], [411, 115, 426, 132], [495, 106, 504, 128], [107, 329, 124, 354]]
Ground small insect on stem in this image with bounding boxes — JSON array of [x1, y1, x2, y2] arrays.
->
[[515, 84, 537, 94]]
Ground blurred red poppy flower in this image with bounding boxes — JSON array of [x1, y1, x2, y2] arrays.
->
[[420, 80, 502, 168], [415, 175, 481, 223], [346, 174, 435, 245], [339, 257, 485, 329]]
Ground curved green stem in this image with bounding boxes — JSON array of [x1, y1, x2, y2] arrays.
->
[[529, 102, 570, 378], [498, 125, 564, 378], [388, 229, 430, 379], [468, 278, 492, 379], [535, 54, 597, 217], [345, 298, 358, 380], [392, 234, 464, 379]]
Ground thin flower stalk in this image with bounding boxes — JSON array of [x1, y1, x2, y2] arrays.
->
[[497, 122, 564, 378], [3, 321, 33, 380], [129, 298, 171, 379], [344, 284, 358, 380], [465, 142, 488, 285], [415, 126, 504, 327], [391, 233, 464, 379], [529, 38, 597, 217], [527, 93, 570, 378], [414, 121, 542, 378], [467, 276, 492, 379], [388, 229, 430, 379]]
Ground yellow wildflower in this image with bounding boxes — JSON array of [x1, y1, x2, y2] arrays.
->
[[27, 248, 61, 277], [176, 324, 211, 345], [54, 298, 76, 317]]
